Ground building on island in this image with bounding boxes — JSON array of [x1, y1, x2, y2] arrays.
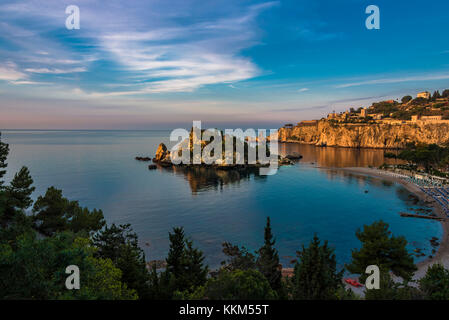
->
[[360, 108, 367, 117]]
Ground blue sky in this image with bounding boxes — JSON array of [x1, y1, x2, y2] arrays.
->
[[1, 0, 449, 129]]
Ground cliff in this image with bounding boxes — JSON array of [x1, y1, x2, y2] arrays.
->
[[278, 121, 449, 148]]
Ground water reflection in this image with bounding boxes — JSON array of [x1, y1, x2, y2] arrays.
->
[[164, 165, 267, 194], [159, 143, 403, 193], [279, 143, 401, 168]]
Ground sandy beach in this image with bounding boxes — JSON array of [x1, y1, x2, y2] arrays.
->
[[333, 167, 449, 280]]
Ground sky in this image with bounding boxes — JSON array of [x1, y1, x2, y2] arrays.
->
[[1, 0, 449, 129]]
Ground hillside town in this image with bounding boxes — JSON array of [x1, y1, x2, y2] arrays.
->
[[287, 89, 449, 128]]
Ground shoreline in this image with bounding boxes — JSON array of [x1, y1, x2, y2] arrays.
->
[[330, 166, 449, 279]]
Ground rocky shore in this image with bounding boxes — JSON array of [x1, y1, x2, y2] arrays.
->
[[279, 121, 449, 148]]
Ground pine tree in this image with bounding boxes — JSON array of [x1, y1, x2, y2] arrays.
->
[[7, 166, 35, 210], [432, 90, 441, 101], [0, 133, 9, 187], [257, 217, 282, 292], [166, 227, 186, 279], [32, 186, 105, 236], [165, 227, 208, 295], [292, 234, 343, 300], [346, 220, 417, 282], [185, 239, 208, 288], [93, 223, 151, 299]]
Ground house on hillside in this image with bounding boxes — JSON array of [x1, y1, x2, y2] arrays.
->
[[417, 91, 431, 99]]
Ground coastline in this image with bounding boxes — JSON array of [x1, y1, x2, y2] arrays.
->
[[330, 166, 449, 279]]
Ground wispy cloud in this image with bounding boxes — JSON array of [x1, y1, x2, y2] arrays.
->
[[99, 3, 277, 93], [0, 0, 277, 95], [336, 73, 449, 88], [298, 88, 309, 92], [0, 62, 27, 81]]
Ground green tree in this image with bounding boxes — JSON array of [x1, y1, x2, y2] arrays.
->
[[200, 269, 276, 300], [32, 187, 105, 236], [346, 220, 417, 282], [6, 166, 35, 210], [164, 227, 208, 296], [0, 133, 9, 187], [401, 95, 413, 104], [432, 90, 441, 101], [292, 234, 343, 300], [256, 217, 282, 293], [0, 231, 137, 300], [419, 264, 449, 300], [93, 223, 151, 299], [220, 242, 256, 271], [2, 166, 35, 225], [442, 89, 449, 98]]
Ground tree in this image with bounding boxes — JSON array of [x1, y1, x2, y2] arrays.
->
[[292, 235, 343, 300], [200, 269, 276, 300], [164, 227, 208, 296], [256, 217, 282, 293], [442, 89, 449, 98], [432, 90, 441, 101], [401, 95, 413, 104], [5, 166, 35, 211], [185, 239, 209, 289], [419, 264, 449, 300], [0, 132, 9, 187], [0, 231, 137, 300], [93, 223, 150, 299], [32, 187, 105, 236], [221, 242, 256, 271], [346, 220, 417, 282]]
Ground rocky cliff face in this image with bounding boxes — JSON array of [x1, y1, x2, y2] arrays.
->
[[278, 121, 449, 148]]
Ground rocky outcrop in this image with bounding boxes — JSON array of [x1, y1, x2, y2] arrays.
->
[[279, 121, 449, 148], [153, 143, 169, 162]]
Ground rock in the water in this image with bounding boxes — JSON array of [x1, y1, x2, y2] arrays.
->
[[285, 152, 303, 160], [154, 143, 168, 162], [135, 156, 151, 161], [148, 164, 157, 170]]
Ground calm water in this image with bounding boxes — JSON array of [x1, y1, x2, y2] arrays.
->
[[1, 130, 442, 270]]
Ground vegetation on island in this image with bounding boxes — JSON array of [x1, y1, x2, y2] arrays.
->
[[2, 132, 449, 300]]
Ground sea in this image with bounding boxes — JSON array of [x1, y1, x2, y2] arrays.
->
[[1, 130, 442, 270]]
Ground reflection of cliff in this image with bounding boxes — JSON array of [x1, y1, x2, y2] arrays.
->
[[279, 122, 449, 148], [279, 143, 401, 168], [170, 166, 267, 193]]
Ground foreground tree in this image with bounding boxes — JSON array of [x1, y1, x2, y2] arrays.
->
[[6, 166, 35, 210], [0, 231, 137, 300], [256, 217, 282, 293], [346, 220, 417, 282], [292, 235, 343, 300], [220, 242, 256, 271], [164, 227, 208, 296], [199, 269, 276, 300], [32, 187, 105, 236], [419, 264, 449, 300], [0, 133, 9, 186], [93, 223, 150, 299], [1, 167, 35, 226]]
